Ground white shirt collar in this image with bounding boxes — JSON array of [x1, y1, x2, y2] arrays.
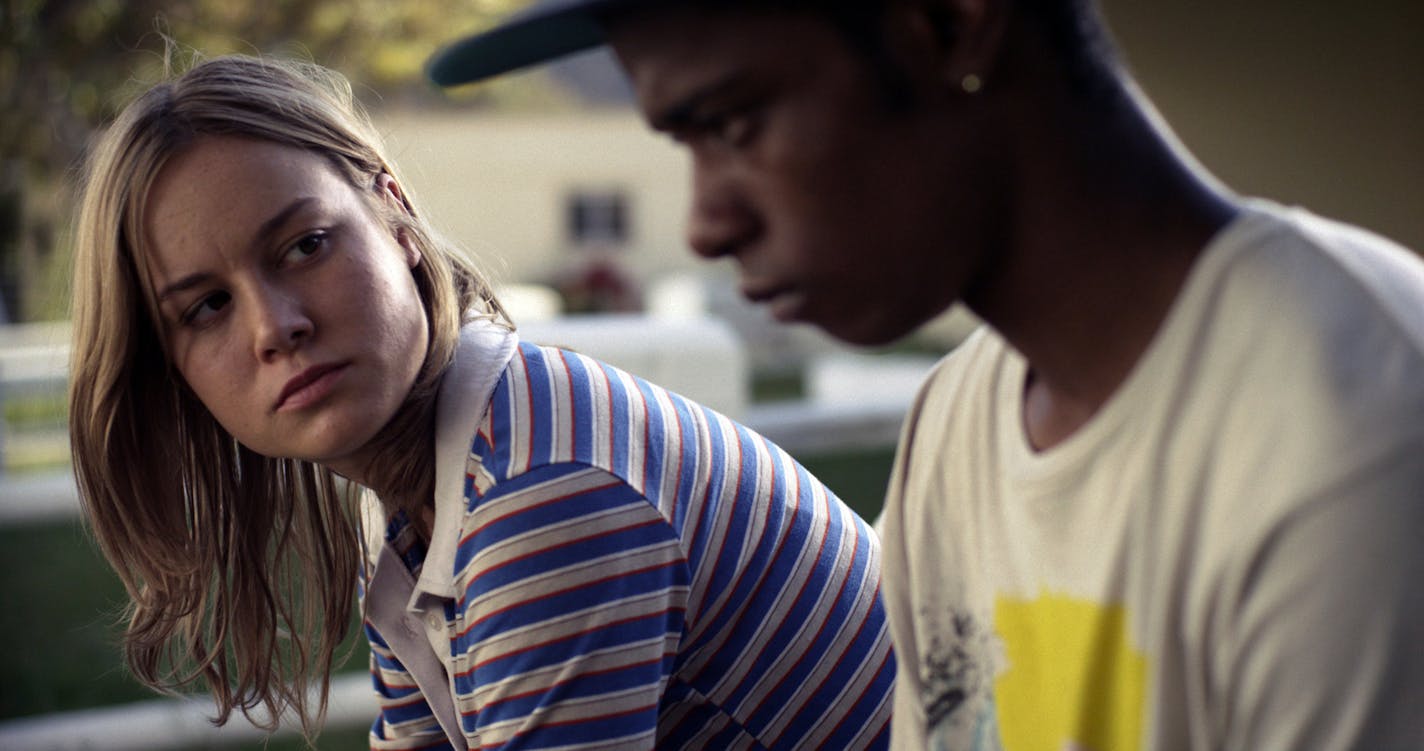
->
[[413, 317, 518, 601]]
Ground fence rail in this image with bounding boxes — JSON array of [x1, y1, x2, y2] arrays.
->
[[0, 319, 933, 748]]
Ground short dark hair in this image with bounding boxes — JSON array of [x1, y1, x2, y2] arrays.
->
[[1017, 0, 1123, 103], [607, 0, 1123, 108]]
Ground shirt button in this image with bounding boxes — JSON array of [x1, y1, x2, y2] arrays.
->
[[426, 613, 444, 630]]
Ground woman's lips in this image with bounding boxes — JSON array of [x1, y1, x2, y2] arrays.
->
[[275, 363, 347, 411]]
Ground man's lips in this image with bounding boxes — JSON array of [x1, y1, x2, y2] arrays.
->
[[275, 363, 347, 411], [740, 282, 792, 304]]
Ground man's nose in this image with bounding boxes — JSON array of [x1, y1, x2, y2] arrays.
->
[[685, 158, 760, 260]]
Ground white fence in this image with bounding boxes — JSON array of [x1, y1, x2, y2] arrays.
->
[[0, 317, 939, 749]]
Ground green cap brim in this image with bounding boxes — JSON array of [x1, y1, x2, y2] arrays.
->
[[427, 0, 637, 87]]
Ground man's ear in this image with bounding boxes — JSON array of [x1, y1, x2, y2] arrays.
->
[[894, 0, 1012, 93], [375, 173, 421, 268]]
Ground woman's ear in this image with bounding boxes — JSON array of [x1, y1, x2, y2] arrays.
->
[[375, 173, 421, 269], [375, 173, 413, 215]]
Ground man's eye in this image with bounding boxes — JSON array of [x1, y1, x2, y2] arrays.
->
[[717, 114, 751, 146], [710, 112, 757, 148]]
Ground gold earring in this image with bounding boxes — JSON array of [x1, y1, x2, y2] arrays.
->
[[961, 73, 983, 94]]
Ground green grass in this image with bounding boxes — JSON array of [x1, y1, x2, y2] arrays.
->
[[0, 445, 896, 748], [800, 446, 895, 524], [0, 522, 368, 736], [0, 522, 146, 717], [3, 393, 67, 427]]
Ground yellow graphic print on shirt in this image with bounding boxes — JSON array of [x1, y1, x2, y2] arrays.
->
[[993, 592, 1147, 751]]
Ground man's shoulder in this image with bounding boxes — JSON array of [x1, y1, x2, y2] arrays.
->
[[912, 326, 1014, 415], [1211, 202, 1424, 350]]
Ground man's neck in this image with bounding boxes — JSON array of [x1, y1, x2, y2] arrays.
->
[[969, 96, 1238, 451]]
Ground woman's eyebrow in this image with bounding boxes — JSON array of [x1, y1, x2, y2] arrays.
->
[[252, 196, 317, 252], [155, 197, 318, 303]]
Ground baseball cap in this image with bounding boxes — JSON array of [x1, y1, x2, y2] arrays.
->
[[427, 0, 647, 87]]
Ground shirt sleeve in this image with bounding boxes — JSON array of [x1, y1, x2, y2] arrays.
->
[[1221, 443, 1424, 750], [451, 462, 690, 749]]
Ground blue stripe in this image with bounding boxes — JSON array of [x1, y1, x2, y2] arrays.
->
[[464, 560, 687, 642], [453, 467, 643, 588], [771, 617, 889, 745], [662, 390, 702, 532], [635, 376, 667, 495], [681, 406, 729, 577], [559, 351, 599, 464], [590, 360, 631, 479], [519, 344, 556, 469], [366, 337, 894, 750], [479, 372, 515, 480], [462, 619, 678, 724], [460, 505, 671, 598], [491, 707, 660, 750], [684, 431, 788, 662]]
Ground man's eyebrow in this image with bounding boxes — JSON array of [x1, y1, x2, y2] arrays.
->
[[156, 197, 317, 303], [648, 76, 745, 132]]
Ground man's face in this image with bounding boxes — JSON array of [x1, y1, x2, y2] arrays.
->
[[610, 5, 998, 345]]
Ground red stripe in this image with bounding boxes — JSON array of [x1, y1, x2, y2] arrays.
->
[[519, 347, 534, 473], [602, 363, 616, 470], [464, 517, 667, 590], [458, 476, 623, 548], [687, 425, 747, 635], [820, 641, 895, 748], [679, 411, 721, 624], [772, 579, 887, 746], [687, 434, 792, 658], [637, 379, 652, 492], [378, 733, 462, 751], [716, 465, 834, 699], [465, 652, 673, 712], [459, 608, 686, 677], [556, 349, 577, 458], [748, 500, 859, 720], [383, 691, 434, 711], [670, 392, 685, 517], [474, 703, 660, 749], [457, 559, 682, 638]]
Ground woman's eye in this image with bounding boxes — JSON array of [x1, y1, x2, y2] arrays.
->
[[181, 291, 231, 326], [281, 232, 328, 266]]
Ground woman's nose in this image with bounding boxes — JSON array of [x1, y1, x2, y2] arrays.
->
[[250, 285, 314, 361]]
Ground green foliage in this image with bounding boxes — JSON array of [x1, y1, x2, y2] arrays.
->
[[2, 0, 530, 184], [0, 0, 537, 322], [800, 447, 896, 523]]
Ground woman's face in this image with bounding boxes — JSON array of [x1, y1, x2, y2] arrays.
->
[[143, 135, 429, 480]]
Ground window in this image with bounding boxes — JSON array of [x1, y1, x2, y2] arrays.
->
[[566, 190, 630, 247]]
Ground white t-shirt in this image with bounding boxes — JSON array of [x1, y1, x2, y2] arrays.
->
[[881, 201, 1424, 751]]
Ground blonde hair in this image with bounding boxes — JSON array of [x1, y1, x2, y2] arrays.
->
[[68, 53, 507, 734]]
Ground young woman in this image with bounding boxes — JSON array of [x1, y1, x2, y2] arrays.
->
[[68, 54, 893, 750]]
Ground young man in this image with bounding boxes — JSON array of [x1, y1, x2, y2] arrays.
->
[[425, 1, 1424, 748]]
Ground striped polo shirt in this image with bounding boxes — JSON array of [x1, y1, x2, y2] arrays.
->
[[362, 320, 893, 750]]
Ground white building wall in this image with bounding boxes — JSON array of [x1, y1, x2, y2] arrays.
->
[[374, 109, 696, 288]]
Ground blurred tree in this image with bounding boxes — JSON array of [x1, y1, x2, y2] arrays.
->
[[0, 0, 529, 322]]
